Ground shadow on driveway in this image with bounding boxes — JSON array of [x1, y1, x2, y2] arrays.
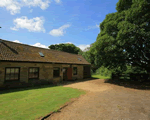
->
[[105, 79, 150, 90]]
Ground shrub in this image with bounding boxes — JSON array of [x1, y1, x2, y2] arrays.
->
[[95, 66, 112, 77]]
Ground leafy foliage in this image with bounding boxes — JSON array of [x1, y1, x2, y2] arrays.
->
[[49, 43, 81, 54], [91, 0, 150, 74], [123, 65, 147, 74], [95, 66, 112, 77], [79, 44, 99, 72]]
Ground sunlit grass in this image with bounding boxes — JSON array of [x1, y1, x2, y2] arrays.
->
[[92, 74, 111, 79], [0, 86, 85, 120]]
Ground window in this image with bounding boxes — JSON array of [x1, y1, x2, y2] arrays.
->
[[39, 52, 44, 57], [5, 68, 20, 81], [28, 68, 39, 80], [73, 67, 77, 75], [53, 67, 60, 77], [78, 58, 81, 61]]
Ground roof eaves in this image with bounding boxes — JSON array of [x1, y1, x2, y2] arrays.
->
[[0, 60, 91, 65]]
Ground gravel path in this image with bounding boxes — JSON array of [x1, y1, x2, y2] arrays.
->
[[46, 79, 150, 120]]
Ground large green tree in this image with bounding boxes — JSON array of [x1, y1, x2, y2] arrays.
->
[[79, 44, 100, 72], [93, 0, 150, 73], [49, 43, 81, 54]]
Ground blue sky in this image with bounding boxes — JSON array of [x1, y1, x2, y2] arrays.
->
[[0, 0, 118, 50]]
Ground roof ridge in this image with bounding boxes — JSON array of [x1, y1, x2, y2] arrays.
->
[[0, 39, 83, 57]]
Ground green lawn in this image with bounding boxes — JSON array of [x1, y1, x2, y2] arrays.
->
[[92, 74, 111, 79], [0, 85, 85, 120]]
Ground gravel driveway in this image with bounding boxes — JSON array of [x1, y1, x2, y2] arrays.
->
[[46, 79, 150, 120]]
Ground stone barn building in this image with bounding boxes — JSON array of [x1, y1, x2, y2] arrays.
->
[[0, 39, 91, 88]]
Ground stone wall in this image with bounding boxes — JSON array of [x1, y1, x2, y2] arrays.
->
[[0, 61, 85, 87], [72, 65, 83, 80]]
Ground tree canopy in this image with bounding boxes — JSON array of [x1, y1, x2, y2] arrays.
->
[[49, 43, 81, 54], [89, 0, 150, 73]]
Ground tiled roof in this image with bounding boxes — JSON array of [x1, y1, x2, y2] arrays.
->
[[0, 39, 90, 65]]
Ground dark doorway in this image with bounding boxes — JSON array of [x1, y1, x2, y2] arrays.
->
[[83, 66, 91, 79], [63, 68, 68, 81], [63, 67, 72, 81], [67, 67, 72, 80]]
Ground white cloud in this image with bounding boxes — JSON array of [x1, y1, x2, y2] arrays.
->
[[12, 40, 48, 49], [96, 24, 99, 28], [77, 44, 90, 51], [32, 43, 48, 49], [49, 24, 71, 37], [23, 0, 50, 10], [85, 24, 99, 31], [10, 27, 18, 31], [55, 0, 61, 4], [0, 0, 50, 15], [13, 40, 21, 43], [0, 0, 21, 15], [10, 16, 45, 32]]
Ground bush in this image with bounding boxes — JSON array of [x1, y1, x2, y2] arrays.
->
[[111, 65, 149, 82], [94, 66, 112, 77]]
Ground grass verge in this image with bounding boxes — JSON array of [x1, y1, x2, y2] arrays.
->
[[92, 74, 111, 79], [0, 86, 85, 120]]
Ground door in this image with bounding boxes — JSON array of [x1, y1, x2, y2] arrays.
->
[[83, 66, 91, 78], [67, 67, 72, 80]]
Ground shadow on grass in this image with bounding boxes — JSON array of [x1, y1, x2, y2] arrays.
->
[[0, 84, 57, 95], [104, 79, 150, 90], [0, 77, 99, 95]]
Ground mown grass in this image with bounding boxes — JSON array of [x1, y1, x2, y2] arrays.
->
[[92, 74, 111, 79], [0, 86, 85, 120]]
